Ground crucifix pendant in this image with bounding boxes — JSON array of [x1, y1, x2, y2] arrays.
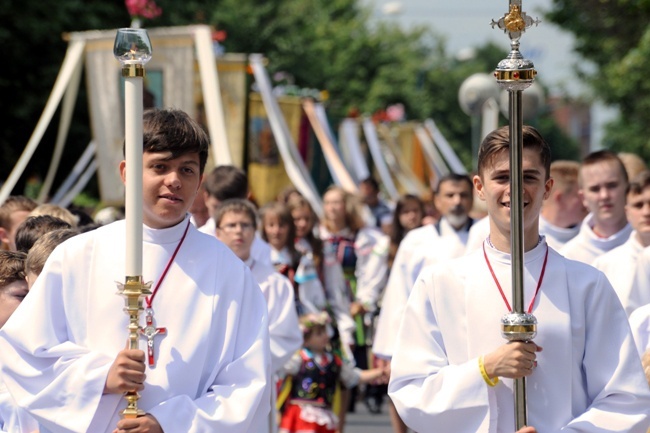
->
[[140, 308, 167, 366]]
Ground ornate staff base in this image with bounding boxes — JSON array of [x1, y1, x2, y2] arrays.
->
[[116, 275, 152, 419]]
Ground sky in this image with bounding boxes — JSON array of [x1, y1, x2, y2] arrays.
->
[[366, 0, 585, 98]]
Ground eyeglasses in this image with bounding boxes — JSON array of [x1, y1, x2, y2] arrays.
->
[[217, 222, 255, 233]]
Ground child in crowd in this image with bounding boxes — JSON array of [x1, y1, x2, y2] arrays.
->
[[14, 215, 72, 253], [214, 199, 302, 433], [24, 229, 79, 288], [279, 312, 387, 433], [0, 251, 38, 433], [287, 195, 355, 355], [260, 202, 303, 311]]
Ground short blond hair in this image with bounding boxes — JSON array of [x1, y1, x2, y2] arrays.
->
[[30, 204, 78, 227], [550, 160, 580, 194], [25, 229, 78, 277]]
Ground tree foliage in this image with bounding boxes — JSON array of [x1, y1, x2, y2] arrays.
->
[[547, 0, 650, 160], [0, 0, 576, 198]]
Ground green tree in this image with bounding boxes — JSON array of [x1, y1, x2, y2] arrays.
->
[[546, 0, 650, 160]]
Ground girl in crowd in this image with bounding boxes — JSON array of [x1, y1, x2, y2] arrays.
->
[[387, 194, 425, 268], [278, 312, 386, 433], [259, 202, 303, 309], [319, 186, 389, 420], [287, 195, 355, 352]]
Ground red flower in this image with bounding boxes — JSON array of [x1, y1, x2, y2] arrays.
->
[[212, 30, 227, 42], [125, 0, 162, 20]]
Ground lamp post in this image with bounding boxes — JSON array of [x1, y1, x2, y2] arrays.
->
[[113, 27, 153, 420], [458, 72, 500, 171]]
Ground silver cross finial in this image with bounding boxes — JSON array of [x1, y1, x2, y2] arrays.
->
[[491, 0, 540, 41]]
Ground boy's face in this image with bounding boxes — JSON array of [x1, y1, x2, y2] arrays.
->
[[474, 147, 553, 239], [215, 211, 255, 261], [579, 160, 628, 226], [120, 151, 203, 229], [626, 187, 650, 235], [0, 279, 28, 328]]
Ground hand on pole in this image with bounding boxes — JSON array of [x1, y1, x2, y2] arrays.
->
[[105, 343, 146, 394], [516, 427, 537, 433], [113, 413, 163, 433], [483, 341, 542, 379]]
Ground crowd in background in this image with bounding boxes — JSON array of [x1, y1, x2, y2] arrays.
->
[[1, 116, 650, 432]]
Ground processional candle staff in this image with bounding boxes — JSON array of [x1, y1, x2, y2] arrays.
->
[[491, 0, 540, 430], [113, 27, 153, 419]]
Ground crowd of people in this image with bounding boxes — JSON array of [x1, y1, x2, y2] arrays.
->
[[0, 108, 649, 433]]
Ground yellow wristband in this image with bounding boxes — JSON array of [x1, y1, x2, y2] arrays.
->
[[479, 356, 499, 387]]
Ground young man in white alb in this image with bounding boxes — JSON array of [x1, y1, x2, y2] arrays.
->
[[0, 109, 271, 433], [389, 125, 650, 433]]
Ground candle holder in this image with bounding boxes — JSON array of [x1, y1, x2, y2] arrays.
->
[[114, 27, 152, 420], [116, 277, 152, 419], [114, 28, 152, 77]]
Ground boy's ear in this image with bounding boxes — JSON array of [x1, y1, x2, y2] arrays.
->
[[0, 227, 9, 248], [119, 161, 127, 184], [473, 175, 485, 201]]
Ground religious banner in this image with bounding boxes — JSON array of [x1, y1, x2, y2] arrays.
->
[[84, 26, 198, 204]]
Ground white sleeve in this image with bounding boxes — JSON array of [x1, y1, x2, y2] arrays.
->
[[323, 255, 355, 347], [354, 230, 389, 312], [0, 251, 121, 433], [388, 271, 492, 433], [264, 274, 303, 375]]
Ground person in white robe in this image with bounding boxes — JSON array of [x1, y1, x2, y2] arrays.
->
[[373, 173, 474, 361], [214, 199, 302, 375], [389, 125, 650, 433], [0, 109, 271, 433], [627, 248, 650, 381], [215, 199, 303, 433], [538, 160, 587, 250], [560, 151, 632, 264], [0, 251, 38, 433], [594, 171, 650, 315]]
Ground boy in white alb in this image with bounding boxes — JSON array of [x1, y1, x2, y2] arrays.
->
[[560, 150, 632, 264], [214, 199, 302, 375], [594, 171, 650, 315], [0, 109, 272, 433], [388, 125, 650, 433]]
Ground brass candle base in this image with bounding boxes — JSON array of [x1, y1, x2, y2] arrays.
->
[[117, 275, 152, 419]]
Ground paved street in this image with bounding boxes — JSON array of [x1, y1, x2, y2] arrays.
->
[[344, 397, 394, 433]]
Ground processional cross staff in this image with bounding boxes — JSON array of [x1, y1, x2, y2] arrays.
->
[[491, 0, 540, 430], [113, 28, 154, 420]]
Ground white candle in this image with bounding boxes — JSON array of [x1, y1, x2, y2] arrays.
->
[[124, 76, 143, 276]]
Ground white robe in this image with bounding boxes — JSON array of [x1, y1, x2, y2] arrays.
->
[[465, 215, 491, 254], [629, 248, 650, 357], [388, 240, 650, 433], [247, 257, 302, 375], [373, 221, 469, 359], [593, 233, 649, 316], [560, 213, 632, 265], [538, 215, 580, 250], [0, 216, 271, 433], [0, 380, 37, 433]]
